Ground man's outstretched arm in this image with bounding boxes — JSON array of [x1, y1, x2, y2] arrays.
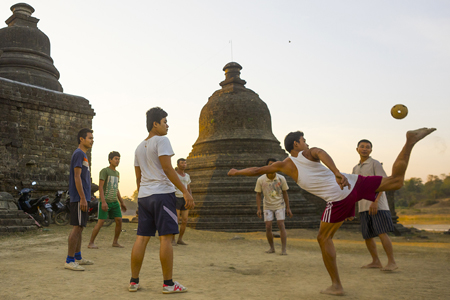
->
[[228, 161, 285, 177], [310, 147, 351, 190]]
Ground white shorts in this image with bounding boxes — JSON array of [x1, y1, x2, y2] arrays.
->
[[264, 208, 285, 222]]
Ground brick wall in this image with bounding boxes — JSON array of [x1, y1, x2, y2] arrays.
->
[[0, 77, 95, 196]]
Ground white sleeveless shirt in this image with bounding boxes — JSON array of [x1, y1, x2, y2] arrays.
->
[[289, 152, 358, 202]]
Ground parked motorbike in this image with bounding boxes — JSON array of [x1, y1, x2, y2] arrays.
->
[[54, 195, 113, 227], [50, 190, 66, 222], [15, 181, 52, 227]]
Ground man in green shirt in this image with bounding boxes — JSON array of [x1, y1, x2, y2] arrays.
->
[[88, 151, 127, 249]]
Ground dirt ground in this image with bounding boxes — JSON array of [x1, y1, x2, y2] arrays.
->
[[1, 222, 449, 300]]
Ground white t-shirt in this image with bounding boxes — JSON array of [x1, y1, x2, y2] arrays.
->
[[255, 173, 289, 211], [174, 172, 191, 198], [289, 152, 358, 203], [134, 135, 176, 198]]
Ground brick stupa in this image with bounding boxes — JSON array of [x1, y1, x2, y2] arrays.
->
[[186, 62, 324, 232]]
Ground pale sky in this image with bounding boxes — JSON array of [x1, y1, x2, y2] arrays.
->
[[2, 1, 449, 197]]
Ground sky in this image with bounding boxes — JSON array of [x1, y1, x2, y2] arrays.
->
[[1, 1, 449, 197]]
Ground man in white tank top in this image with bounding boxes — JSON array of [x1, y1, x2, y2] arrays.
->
[[228, 127, 436, 296]]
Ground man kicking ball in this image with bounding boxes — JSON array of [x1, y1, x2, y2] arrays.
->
[[228, 128, 436, 296]]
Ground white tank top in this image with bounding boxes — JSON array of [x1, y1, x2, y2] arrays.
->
[[289, 152, 357, 202]]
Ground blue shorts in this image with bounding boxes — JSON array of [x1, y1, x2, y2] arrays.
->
[[137, 193, 179, 237], [360, 210, 395, 239]]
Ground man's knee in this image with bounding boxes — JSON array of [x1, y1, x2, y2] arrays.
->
[[265, 222, 273, 230], [114, 217, 122, 224], [277, 220, 286, 230]]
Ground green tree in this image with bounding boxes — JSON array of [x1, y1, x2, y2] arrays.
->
[[131, 190, 138, 202]]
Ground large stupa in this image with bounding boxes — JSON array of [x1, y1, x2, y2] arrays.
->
[[186, 62, 324, 232]]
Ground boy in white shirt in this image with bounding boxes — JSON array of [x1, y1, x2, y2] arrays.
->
[[129, 107, 194, 294], [255, 158, 293, 255]]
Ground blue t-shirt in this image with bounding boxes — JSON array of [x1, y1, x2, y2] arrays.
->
[[69, 148, 91, 202]]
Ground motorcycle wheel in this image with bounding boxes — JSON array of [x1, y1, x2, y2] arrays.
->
[[54, 211, 70, 226], [103, 218, 114, 227], [41, 212, 50, 227]]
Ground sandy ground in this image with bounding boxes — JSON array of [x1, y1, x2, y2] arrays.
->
[[1, 223, 449, 300]]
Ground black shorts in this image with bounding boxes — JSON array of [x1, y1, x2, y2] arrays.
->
[[69, 202, 88, 227], [176, 197, 187, 211], [360, 210, 395, 240], [137, 193, 179, 237]]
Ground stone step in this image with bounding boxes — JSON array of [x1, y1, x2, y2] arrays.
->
[[0, 218, 35, 226], [0, 210, 36, 219], [0, 225, 38, 234]]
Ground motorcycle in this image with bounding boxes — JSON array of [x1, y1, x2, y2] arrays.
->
[[15, 181, 52, 227], [50, 190, 66, 222], [54, 195, 113, 227]]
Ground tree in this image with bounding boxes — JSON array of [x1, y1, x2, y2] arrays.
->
[[131, 190, 138, 202]]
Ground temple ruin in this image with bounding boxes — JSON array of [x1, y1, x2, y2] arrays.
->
[[0, 3, 95, 233], [186, 62, 325, 232]]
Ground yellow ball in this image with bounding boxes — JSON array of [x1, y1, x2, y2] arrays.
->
[[391, 104, 408, 119]]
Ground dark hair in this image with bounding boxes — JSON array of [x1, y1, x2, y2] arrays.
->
[[266, 158, 277, 165], [357, 139, 372, 148], [146, 107, 168, 132], [177, 158, 186, 165], [108, 151, 120, 161], [284, 131, 304, 153], [77, 128, 93, 144]]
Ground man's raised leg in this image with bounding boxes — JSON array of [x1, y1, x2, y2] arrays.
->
[[265, 221, 275, 253], [377, 128, 436, 192], [277, 220, 288, 255], [317, 221, 345, 296]]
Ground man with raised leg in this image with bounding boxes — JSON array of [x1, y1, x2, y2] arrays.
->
[[255, 158, 293, 255], [353, 139, 398, 271], [129, 107, 194, 294], [228, 128, 435, 296]]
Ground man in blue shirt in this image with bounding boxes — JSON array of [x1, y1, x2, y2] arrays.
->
[[65, 128, 95, 271]]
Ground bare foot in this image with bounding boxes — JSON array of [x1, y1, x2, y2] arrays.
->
[[381, 262, 398, 271], [87, 244, 98, 249], [112, 243, 124, 248], [177, 240, 188, 245], [406, 128, 436, 144], [265, 248, 275, 254], [320, 285, 345, 296], [281, 251, 288, 255], [361, 262, 382, 269]]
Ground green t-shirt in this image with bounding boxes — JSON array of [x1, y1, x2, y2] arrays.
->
[[99, 167, 120, 203]]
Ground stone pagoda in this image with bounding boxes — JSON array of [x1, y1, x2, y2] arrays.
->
[[0, 3, 95, 233], [186, 62, 324, 232]]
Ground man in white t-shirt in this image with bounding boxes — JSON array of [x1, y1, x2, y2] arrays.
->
[[255, 158, 293, 255], [129, 107, 194, 294], [353, 139, 397, 271], [173, 158, 192, 246]]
